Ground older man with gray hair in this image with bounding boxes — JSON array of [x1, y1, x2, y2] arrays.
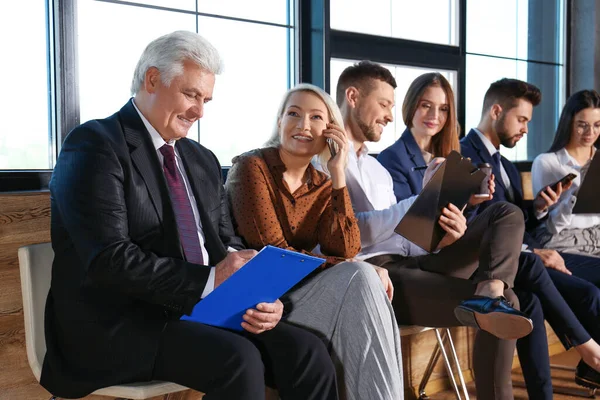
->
[[44, 31, 338, 400]]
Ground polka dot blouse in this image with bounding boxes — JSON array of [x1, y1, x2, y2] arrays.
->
[[225, 147, 361, 268]]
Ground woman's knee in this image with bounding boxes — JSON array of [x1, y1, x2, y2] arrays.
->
[[339, 261, 382, 290]]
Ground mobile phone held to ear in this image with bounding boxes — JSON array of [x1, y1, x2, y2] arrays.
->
[[548, 173, 577, 192], [327, 138, 338, 157]]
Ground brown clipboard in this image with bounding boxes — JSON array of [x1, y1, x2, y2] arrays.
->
[[572, 152, 600, 214], [394, 151, 486, 252]]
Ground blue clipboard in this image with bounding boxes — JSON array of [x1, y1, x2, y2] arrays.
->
[[181, 245, 324, 331]]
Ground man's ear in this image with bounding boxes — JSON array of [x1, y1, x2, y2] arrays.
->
[[144, 67, 161, 94], [490, 104, 503, 121], [345, 86, 360, 108]]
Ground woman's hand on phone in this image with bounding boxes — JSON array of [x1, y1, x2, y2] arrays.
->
[[534, 181, 571, 212], [324, 123, 349, 189]]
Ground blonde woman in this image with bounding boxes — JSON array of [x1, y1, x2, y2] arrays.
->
[[226, 84, 403, 400]]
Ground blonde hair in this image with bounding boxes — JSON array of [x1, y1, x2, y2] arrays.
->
[[265, 83, 345, 168]]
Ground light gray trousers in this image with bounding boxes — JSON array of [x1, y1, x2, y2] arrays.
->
[[282, 261, 403, 400], [536, 224, 600, 257]]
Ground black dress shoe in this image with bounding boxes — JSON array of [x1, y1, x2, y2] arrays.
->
[[575, 360, 600, 389], [454, 296, 533, 340]]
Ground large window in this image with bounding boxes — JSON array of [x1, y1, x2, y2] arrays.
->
[[0, 2, 53, 169], [78, 0, 295, 166], [328, 0, 566, 162], [465, 0, 566, 161], [0, 0, 571, 191]]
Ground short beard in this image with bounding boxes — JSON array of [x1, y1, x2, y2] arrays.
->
[[354, 109, 379, 143], [496, 114, 517, 148]]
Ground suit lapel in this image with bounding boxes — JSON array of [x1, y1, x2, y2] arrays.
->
[[466, 130, 509, 195], [402, 129, 427, 178], [121, 100, 184, 258], [121, 100, 167, 224]]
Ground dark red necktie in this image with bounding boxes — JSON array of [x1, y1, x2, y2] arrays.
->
[[159, 144, 205, 265]]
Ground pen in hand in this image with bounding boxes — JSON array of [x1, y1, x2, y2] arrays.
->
[[412, 165, 428, 171]]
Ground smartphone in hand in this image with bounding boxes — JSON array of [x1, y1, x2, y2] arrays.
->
[[548, 173, 577, 193], [327, 138, 338, 157]]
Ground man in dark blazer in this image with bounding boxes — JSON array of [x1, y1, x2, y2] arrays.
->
[[43, 31, 337, 400], [461, 78, 600, 393]]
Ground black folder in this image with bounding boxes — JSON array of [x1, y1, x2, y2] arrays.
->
[[394, 151, 486, 252], [573, 153, 600, 214]]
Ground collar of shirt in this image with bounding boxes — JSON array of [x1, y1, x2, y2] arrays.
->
[[557, 147, 579, 168], [131, 98, 177, 153], [260, 147, 328, 189], [348, 141, 370, 161], [473, 128, 499, 159], [556, 147, 596, 168]]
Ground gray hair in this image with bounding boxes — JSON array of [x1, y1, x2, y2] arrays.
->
[[265, 83, 345, 167], [130, 30, 223, 95]]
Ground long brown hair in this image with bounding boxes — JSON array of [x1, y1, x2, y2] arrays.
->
[[402, 72, 460, 157]]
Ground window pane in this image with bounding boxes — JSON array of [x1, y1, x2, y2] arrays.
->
[[197, 17, 292, 166], [118, 0, 196, 11], [467, 0, 564, 64], [390, 0, 458, 46], [331, 0, 458, 46], [198, 0, 291, 25], [0, 2, 51, 169], [465, 54, 564, 161], [77, 1, 293, 167], [330, 58, 457, 153], [77, 1, 196, 125]]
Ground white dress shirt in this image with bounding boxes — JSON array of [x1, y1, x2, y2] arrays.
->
[[341, 142, 428, 259], [531, 147, 600, 234], [132, 100, 215, 298]]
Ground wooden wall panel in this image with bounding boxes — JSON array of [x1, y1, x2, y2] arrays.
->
[[0, 193, 51, 400]]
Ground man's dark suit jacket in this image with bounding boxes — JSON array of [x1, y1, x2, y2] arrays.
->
[[378, 129, 427, 202], [460, 129, 542, 248], [43, 99, 244, 398]]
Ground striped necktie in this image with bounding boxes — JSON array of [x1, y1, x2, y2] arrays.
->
[[159, 144, 204, 265]]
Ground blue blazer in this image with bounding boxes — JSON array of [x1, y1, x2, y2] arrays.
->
[[460, 129, 542, 248], [378, 129, 428, 201]]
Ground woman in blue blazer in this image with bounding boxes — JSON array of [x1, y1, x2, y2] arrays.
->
[[378, 72, 460, 202]]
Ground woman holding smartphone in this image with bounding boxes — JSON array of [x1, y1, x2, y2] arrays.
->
[[225, 83, 404, 400], [532, 90, 600, 256]]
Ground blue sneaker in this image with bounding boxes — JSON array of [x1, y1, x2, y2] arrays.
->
[[454, 296, 533, 340]]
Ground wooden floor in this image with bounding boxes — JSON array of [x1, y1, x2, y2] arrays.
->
[[433, 349, 598, 399]]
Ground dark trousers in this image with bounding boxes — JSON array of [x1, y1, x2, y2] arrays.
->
[[516, 251, 600, 400], [368, 202, 525, 400], [562, 252, 600, 287], [152, 320, 338, 400]]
